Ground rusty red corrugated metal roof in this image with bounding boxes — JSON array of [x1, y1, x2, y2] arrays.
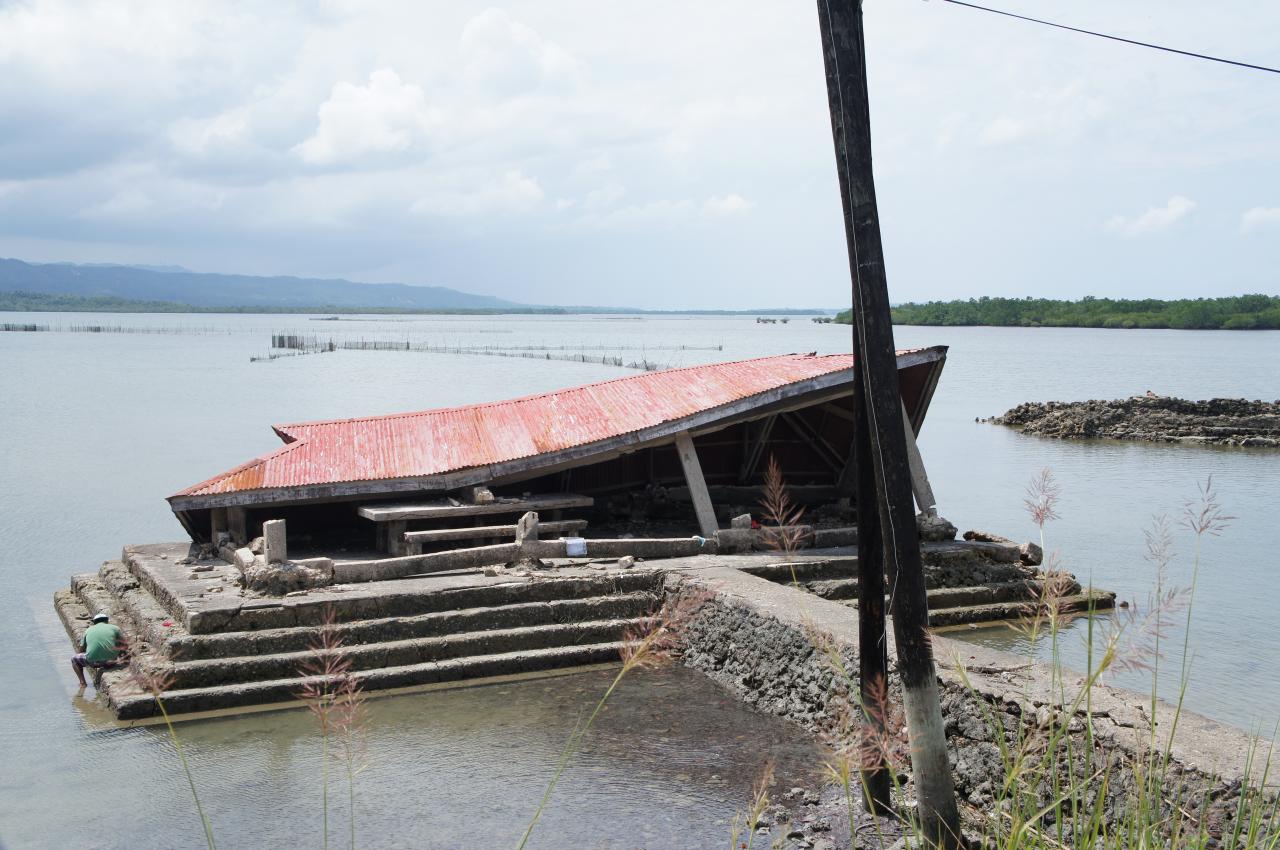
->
[[171, 351, 921, 501]]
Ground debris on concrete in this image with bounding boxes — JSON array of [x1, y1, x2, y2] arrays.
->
[[240, 557, 333, 595]]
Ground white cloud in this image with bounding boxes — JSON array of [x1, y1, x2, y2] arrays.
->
[[980, 116, 1026, 146], [703, 194, 754, 216], [1242, 207, 1280, 233], [410, 169, 543, 217], [582, 182, 626, 211], [460, 8, 578, 96], [170, 107, 251, 156], [295, 69, 441, 165], [0, 1, 1275, 308], [1106, 196, 1197, 237]]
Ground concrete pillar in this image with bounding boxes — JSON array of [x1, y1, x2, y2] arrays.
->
[[227, 506, 248, 545], [211, 507, 228, 545], [263, 519, 287, 564], [674, 431, 719, 538], [900, 400, 938, 516], [385, 521, 407, 556]]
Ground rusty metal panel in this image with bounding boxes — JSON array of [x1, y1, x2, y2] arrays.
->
[[172, 352, 929, 498]]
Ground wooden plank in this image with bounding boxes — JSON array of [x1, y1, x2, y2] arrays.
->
[[403, 520, 588, 544], [737, 415, 776, 483], [358, 494, 593, 523], [674, 431, 718, 538], [901, 399, 937, 516], [781, 411, 844, 473]]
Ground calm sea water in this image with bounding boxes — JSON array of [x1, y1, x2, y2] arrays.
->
[[1, 313, 1278, 847]]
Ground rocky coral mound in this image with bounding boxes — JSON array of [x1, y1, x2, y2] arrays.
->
[[991, 396, 1280, 447]]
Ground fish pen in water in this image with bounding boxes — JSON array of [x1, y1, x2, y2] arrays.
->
[[0, 322, 229, 334], [254, 333, 689, 371]]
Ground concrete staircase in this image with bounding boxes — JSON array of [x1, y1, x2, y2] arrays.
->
[[738, 543, 1114, 626], [54, 554, 663, 720]]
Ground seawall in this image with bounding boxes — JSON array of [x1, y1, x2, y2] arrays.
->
[[668, 565, 1271, 840]]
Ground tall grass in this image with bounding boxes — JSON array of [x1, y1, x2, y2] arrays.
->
[[801, 472, 1278, 850], [129, 659, 218, 850], [298, 608, 369, 850]]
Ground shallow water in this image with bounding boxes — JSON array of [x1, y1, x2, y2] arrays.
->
[[2, 313, 1278, 846]]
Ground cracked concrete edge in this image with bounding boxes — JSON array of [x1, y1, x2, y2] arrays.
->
[[667, 564, 1275, 792]]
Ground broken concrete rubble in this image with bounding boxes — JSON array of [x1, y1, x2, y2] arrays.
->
[[240, 557, 334, 595]]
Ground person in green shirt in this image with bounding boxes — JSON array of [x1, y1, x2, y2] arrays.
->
[[71, 612, 128, 688]]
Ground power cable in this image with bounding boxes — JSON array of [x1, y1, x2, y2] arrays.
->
[[938, 0, 1280, 76]]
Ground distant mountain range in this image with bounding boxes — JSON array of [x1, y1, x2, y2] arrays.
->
[[0, 258, 523, 311]]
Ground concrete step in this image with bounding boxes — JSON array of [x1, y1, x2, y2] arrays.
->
[[165, 617, 649, 689], [53, 587, 136, 693], [190, 569, 665, 633], [926, 590, 1115, 628], [926, 580, 1076, 610], [739, 541, 1031, 585], [75, 563, 194, 653], [168, 591, 658, 661], [804, 579, 1065, 606], [111, 641, 636, 719], [739, 557, 859, 583]]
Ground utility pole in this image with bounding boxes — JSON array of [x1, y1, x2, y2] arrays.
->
[[851, 343, 892, 815], [815, 2, 962, 847]]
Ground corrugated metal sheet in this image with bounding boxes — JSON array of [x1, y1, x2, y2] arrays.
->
[[172, 352, 891, 499]]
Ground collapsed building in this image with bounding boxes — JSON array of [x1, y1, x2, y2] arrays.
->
[[167, 349, 947, 576], [55, 348, 1113, 719]]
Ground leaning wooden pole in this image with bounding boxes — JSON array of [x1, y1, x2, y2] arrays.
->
[[851, 341, 893, 815], [815, 1, 962, 846]]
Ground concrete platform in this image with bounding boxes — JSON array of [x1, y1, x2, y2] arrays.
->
[[55, 534, 1111, 720]]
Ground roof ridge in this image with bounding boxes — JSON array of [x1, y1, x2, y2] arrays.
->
[[272, 351, 849, 434]]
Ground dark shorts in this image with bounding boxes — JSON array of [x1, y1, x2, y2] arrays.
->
[[71, 652, 119, 669]]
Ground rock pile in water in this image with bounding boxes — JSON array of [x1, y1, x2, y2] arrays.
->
[[990, 396, 1280, 446]]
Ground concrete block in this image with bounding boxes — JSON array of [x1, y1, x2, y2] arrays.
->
[[730, 513, 753, 530], [263, 519, 287, 564], [715, 528, 753, 554], [515, 511, 539, 545], [233, 547, 257, 571]]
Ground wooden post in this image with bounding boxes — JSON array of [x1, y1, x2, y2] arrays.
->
[[902, 399, 938, 516], [816, 1, 961, 845], [674, 431, 719, 538], [852, 337, 893, 814], [737, 416, 776, 484]]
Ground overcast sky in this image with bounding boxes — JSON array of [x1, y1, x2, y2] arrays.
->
[[0, 1, 1276, 309]]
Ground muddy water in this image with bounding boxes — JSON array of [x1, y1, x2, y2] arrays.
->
[[2, 313, 1279, 846], [5, 662, 830, 849]]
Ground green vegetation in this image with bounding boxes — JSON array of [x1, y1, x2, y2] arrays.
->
[[834, 295, 1280, 330]]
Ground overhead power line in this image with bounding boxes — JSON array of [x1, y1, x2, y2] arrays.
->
[[939, 0, 1280, 76]]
